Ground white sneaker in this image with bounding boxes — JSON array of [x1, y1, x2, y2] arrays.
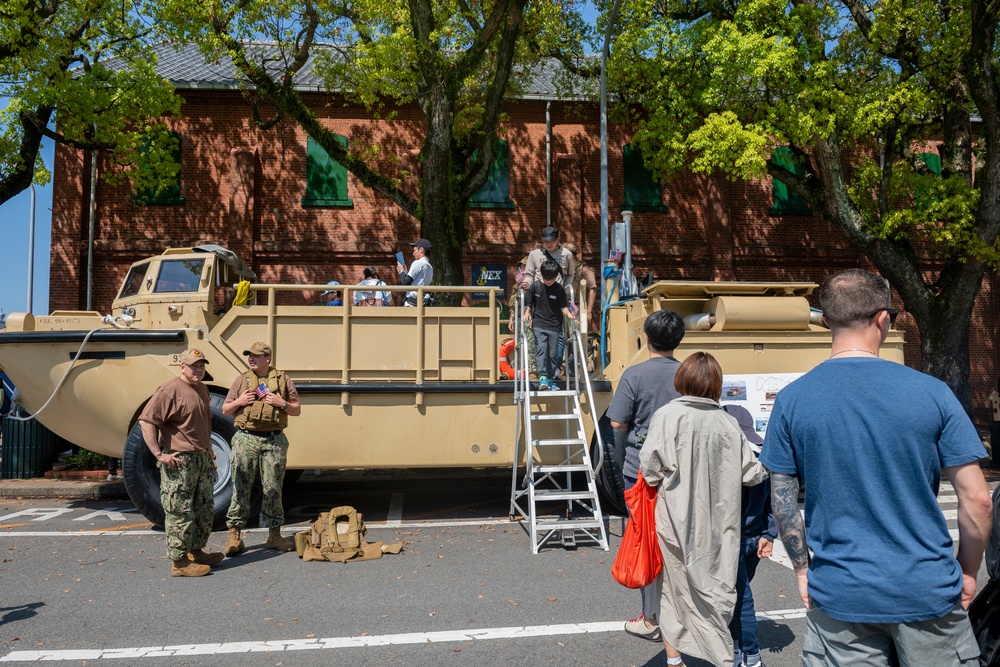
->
[[624, 613, 661, 642]]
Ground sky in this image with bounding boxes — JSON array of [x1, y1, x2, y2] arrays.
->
[[0, 3, 602, 323], [0, 136, 52, 321]]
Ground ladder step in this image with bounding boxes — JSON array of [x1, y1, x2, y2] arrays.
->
[[530, 413, 578, 421], [534, 518, 604, 530], [533, 438, 586, 447], [533, 489, 598, 501], [535, 464, 592, 474], [529, 390, 577, 397]]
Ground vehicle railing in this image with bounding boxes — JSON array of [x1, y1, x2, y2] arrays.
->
[[245, 283, 502, 386]]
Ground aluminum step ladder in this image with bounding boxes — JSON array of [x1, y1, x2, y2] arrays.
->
[[508, 289, 609, 554]]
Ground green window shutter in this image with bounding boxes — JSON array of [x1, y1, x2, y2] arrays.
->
[[770, 146, 812, 215], [137, 132, 184, 205], [303, 135, 353, 207], [919, 152, 942, 176], [622, 144, 665, 211], [470, 140, 514, 209]]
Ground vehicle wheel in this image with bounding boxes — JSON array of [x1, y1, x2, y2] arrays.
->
[[122, 393, 261, 530], [591, 413, 627, 516]]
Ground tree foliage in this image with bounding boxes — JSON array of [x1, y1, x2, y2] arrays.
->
[[157, 0, 594, 294], [0, 0, 183, 207], [607, 0, 1000, 408]]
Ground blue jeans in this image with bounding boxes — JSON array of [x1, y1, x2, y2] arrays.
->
[[533, 327, 560, 379], [730, 534, 763, 657]]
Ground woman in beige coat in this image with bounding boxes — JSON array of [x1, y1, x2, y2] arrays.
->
[[639, 352, 769, 667]]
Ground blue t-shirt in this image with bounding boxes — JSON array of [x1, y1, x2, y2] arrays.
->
[[760, 357, 986, 623]]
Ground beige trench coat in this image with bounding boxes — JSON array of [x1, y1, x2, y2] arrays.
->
[[639, 395, 769, 666]]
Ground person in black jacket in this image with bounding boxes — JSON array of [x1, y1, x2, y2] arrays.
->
[[723, 404, 775, 667]]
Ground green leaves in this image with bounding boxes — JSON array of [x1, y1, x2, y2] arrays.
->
[[0, 0, 182, 204]]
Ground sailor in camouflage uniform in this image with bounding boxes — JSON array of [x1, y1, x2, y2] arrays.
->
[[139, 348, 225, 577], [222, 341, 301, 555]]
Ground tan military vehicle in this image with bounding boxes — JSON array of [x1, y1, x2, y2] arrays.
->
[[0, 245, 903, 531]]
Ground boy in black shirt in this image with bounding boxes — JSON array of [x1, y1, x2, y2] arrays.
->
[[523, 260, 572, 391]]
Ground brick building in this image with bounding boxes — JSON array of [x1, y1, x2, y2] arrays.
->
[[48, 44, 1000, 427]]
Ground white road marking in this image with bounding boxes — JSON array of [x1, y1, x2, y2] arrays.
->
[[74, 509, 128, 522], [0, 611, 809, 662], [384, 492, 404, 527], [0, 508, 73, 522]]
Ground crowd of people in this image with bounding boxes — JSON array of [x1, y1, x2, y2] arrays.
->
[[609, 269, 994, 667]]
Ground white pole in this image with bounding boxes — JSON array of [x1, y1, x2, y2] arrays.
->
[[27, 183, 35, 313]]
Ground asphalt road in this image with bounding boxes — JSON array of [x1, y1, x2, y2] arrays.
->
[[0, 471, 986, 666]]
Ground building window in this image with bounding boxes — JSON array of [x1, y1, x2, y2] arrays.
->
[[302, 135, 353, 207], [470, 140, 514, 209], [136, 132, 184, 205], [769, 146, 812, 215], [622, 143, 665, 212], [919, 152, 942, 175]]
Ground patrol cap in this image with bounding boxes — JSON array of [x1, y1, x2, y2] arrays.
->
[[179, 348, 209, 365], [541, 226, 559, 241], [409, 238, 432, 252], [562, 241, 579, 254], [243, 342, 272, 357], [722, 404, 764, 449], [320, 280, 340, 296]]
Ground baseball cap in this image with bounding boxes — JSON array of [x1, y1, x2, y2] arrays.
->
[[179, 348, 209, 365], [722, 404, 764, 451], [409, 239, 432, 252], [243, 342, 272, 357], [320, 280, 340, 296], [541, 226, 559, 241]]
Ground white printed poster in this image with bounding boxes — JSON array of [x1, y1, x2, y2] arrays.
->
[[719, 373, 804, 441]]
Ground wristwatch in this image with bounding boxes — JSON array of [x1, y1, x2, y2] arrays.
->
[[280, 401, 288, 411]]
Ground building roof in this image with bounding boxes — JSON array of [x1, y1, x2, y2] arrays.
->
[[144, 41, 596, 101]]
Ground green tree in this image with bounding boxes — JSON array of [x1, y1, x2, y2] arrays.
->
[[0, 0, 183, 206], [607, 0, 1000, 410], [158, 0, 593, 296]]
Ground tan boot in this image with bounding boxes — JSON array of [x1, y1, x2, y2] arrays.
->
[[188, 549, 225, 566], [224, 527, 245, 556], [171, 558, 211, 577], [265, 527, 295, 552]]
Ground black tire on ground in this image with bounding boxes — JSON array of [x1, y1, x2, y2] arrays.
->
[[591, 413, 627, 516], [122, 392, 261, 531]]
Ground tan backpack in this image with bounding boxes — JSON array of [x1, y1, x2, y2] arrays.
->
[[295, 506, 403, 563]]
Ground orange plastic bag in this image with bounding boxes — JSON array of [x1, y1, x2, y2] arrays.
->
[[611, 471, 662, 588]]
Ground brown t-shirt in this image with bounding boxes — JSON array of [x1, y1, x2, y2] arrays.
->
[[225, 368, 299, 432], [138, 376, 212, 453]]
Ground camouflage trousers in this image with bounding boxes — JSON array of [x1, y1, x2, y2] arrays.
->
[[226, 430, 289, 529], [159, 451, 215, 562]]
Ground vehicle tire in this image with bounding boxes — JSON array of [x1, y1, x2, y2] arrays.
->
[[591, 413, 627, 516], [122, 393, 261, 530]]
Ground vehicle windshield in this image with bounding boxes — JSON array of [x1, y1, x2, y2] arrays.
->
[[153, 259, 205, 293], [118, 263, 150, 299]]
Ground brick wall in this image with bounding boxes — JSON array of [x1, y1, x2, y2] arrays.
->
[[48, 89, 1000, 427]]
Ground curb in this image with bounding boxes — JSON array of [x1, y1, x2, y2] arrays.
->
[[0, 478, 129, 500]]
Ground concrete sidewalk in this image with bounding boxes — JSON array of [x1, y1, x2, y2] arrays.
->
[[0, 476, 128, 500]]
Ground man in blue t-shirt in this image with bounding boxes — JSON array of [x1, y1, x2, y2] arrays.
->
[[760, 269, 992, 667], [605, 309, 686, 643]]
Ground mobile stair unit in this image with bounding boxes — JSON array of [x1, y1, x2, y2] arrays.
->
[[509, 292, 609, 554]]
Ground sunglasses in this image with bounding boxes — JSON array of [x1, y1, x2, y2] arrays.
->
[[865, 307, 899, 326]]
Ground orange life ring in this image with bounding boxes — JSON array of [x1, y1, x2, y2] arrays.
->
[[498, 338, 517, 379]]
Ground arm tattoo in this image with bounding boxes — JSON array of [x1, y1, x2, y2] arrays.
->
[[771, 473, 809, 571]]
